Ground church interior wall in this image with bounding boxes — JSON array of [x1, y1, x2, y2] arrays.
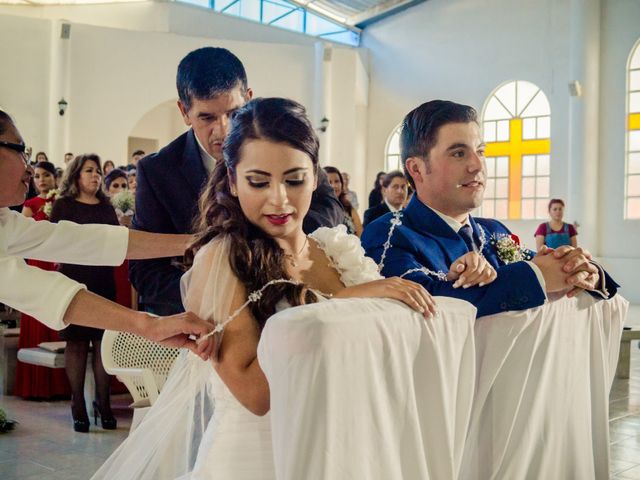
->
[[0, 14, 52, 160], [0, 2, 367, 200], [598, 0, 640, 302], [362, 0, 640, 302], [1, 0, 638, 300]]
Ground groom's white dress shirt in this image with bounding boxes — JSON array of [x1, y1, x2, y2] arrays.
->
[[0, 207, 128, 330]]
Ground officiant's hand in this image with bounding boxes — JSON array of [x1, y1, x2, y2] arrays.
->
[[447, 252, 497, 288], [142, 312, 216, 361], [334, 278, 437, 318]]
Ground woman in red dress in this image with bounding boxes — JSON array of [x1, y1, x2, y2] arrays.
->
[[15, 161, 70, 399]]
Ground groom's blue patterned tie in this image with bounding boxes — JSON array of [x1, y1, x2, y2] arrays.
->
[[458, 224, 476, 252]]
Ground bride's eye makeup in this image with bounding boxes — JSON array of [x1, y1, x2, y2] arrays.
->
[[284, 173, 307, 187], [244, 169, 309, 189], [246, 175, 270, 188]]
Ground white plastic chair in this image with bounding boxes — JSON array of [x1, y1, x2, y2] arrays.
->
[[101, 330, 180, 429]]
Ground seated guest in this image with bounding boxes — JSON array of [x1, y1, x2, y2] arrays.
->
[[535, 198, 577, 250], [363, 170, 408, 227], [34, 151, 48, 163], [368, 171, 385, 208], [342, 172, 359, 211], [362, 100, 618, 318], [55, 167, 64, 184], [105, 169, 133, 227], [103, 160, 116, 176], [15, 161, 70, 399], [127, 150, 145, 171], [324, 166, 363, 236], [104, 169, 128, 197], [127, 169, 137, 194]]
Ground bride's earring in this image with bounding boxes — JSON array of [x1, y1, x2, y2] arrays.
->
[[230, 187, 238, 197]]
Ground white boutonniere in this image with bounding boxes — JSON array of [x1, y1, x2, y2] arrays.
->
[[490, 233, 535, 264]]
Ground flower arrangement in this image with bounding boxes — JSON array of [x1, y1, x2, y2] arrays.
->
[[111, 190, 135, 216], [490, 233, 535, 264], [42, 189, 59, 218], [0, 407, 17, 433]]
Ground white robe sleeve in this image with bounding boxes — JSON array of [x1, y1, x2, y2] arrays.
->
[[1, 207, 128, 265], [0, 256, 85, 330], [0, 207, 129, 330]]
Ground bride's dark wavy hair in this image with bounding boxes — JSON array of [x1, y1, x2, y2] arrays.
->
[[188, 97, 320, 329]]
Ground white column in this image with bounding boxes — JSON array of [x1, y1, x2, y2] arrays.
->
[[47, 20, 71, 167], [567, 0, 600, 250], [313, 42, 332, 167]]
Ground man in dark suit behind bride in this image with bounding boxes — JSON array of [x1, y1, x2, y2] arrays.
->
[[130, 47, 344, 315]]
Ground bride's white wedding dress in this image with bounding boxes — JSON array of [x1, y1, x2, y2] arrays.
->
[[91, 225, 383, 480]]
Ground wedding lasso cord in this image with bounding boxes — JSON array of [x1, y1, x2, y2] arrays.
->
[[377, 210, 487, 281], [198, 215, 489, 342], [198, 279, 302, 342]]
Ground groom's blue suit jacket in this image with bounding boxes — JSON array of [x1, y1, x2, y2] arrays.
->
[[361, 196, 618, 318]]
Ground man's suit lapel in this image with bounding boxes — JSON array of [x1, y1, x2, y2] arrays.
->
[[179, 130, 209, 197], [403, 197, 469, 266], [469, 216, 501, 268]]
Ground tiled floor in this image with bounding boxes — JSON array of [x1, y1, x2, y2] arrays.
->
[[609, 305, 640, 479], [1, 306, 639, 479], [0, 394, 132, 479]]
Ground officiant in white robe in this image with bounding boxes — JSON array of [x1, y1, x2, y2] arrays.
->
[[0, 110, 213, 355]]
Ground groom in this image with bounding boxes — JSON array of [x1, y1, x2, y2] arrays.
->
[[362, 100, 618, 317]]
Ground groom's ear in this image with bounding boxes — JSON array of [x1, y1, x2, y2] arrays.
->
[[405, 156, 425, 186]]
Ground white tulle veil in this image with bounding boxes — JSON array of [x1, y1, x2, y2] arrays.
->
[[91, 236, 240, 480]]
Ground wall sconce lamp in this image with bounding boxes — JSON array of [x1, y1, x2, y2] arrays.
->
[[58, 98, 68, 116], [319, 117, 329, 133]]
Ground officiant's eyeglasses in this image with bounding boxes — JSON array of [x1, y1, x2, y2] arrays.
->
[[0, 141, 29, 163]]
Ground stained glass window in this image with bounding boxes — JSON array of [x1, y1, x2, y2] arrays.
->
[[481, 80, 551, 219], [626, 40, 640, 219], [385, 124, 402, 172]]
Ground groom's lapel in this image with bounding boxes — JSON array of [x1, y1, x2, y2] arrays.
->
[[469, 216, 501, 268], [403, 197, 469, 266]]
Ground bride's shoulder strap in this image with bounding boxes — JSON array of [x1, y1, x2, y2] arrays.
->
[[181, 235, 240, 321], [309, 225, 382, 287]]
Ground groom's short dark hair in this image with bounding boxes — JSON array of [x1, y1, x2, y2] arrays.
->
[[177, 47, 248, 111], [400, 100, 477, 187]]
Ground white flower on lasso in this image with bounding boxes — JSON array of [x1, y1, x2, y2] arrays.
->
[[248, 291, 263, 303]]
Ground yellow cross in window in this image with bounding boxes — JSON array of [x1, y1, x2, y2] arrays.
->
[[485, 118, 551, 219]]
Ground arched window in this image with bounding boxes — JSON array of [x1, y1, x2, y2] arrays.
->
[[481, 81, 551, 219], [626, 40, 640, 219], [385, 124, 402, 172]]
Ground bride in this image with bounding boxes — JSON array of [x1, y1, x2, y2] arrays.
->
[[92, 98, 491, 479]]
